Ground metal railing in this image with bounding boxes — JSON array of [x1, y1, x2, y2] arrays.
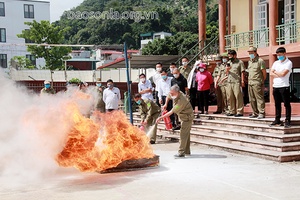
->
[[175, 40, 203, 65], [225, 28, 269, 50], [276, 21, 300, 45]]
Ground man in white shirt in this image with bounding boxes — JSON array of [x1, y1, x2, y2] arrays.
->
[[157, 68, 176, 128], [152, 62, 163, 106], [138, 73, 153, 101], [103, 79, 121, 112], [270, 47, 292, 128]]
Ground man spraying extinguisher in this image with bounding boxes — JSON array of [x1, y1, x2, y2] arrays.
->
[[157, 85, 194, 158]]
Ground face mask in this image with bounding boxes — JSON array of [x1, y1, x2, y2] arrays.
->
[[173, 74, 179, 78], [249, 54, 255, 59], [170, 68, 175, 73], [199, 68, 205, 72], [182, 62, 188, 66], [107, 84, 113, 89], [161, 75, 167, 80], [45, 84, 50, 89], [140, 78, 145, 82], [96, 83, 102, 87], [170, 95, 177, 100], [222, 58, 228, 63], [277, 55, 285, 61], [136, 100, 142, 105], [156, 68, 162, 72]]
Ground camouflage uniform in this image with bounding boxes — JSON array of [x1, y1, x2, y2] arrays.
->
[[178, 65, 192, 80]]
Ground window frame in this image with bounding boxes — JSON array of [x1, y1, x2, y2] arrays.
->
[[26, 54, 36, 67], [24, 4, 34, 19], [0, 54, 7, 68], [0, 28, 6, 42], [0, 2, 5, 17]]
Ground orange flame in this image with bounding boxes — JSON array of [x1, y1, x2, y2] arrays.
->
[[56, 104, 154, 172]]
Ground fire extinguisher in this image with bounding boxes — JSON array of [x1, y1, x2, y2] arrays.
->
[[162, 110, 173, 130]]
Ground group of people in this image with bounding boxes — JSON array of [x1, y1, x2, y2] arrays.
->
[[40, 78, 121, 113]]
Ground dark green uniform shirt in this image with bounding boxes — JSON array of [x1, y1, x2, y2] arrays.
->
[[248, 56, 266, 85], [178, 65, 192, 80], [170, 92, 194, 122], [227, 58, 245, 83], [139, 99, 161, 123]]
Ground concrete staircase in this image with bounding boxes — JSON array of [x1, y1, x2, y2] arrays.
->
[[130, 112, 300, 162]]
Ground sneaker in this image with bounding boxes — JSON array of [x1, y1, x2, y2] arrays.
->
[[234, 114, 243, 117], [269, 120, 282, 126], [174, 154, 185, 158], [257, 114, 265, 119], [284, 120, 291, 128], [249, 114, 258, 118]]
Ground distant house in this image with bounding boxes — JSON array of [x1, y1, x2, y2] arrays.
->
[[0, 0, 50, 69], [140, 31, 172, 49]]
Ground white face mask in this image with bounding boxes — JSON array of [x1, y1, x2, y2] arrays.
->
[[170, 68, 175, 73], [140, 78, 146, 82], [156, 68, 162, 72], [182, 62, 188, 66], [170, 95, 177, 99], [199, 68, 205, 72], [173, 74, 179, 78]]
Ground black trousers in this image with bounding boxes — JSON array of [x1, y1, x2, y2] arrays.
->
[[197, 89, 210, 113], [189, 88, 197, 110], [273, 87, 291, 122], [155, 91, 160, 106], [161, 96, 176, 127]]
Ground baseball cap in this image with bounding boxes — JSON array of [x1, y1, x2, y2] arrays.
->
[[44, 80, 50, 84], [247, 47, 257, 52]]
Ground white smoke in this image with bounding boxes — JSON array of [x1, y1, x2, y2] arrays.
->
[[0, 70, 97, 188]]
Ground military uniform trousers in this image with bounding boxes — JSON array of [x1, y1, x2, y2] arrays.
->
[[145, 112, 160, 142], [220, 84, 229, 113], [178, 119, 193, 155], [215, 86, 224, 112], [248, 83, 265, 116], [227, 83, 244, 115]]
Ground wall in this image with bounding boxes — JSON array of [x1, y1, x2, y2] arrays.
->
[[231, 0, 249, 34]]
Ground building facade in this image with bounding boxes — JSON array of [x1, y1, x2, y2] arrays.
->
[[198, 0, 300, 102], [0, 0, 50, 70]]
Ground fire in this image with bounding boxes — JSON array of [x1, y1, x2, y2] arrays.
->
[[56, 104, 154, 172]]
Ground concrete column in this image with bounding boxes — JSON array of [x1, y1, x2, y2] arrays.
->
[[249, 0, 253, 31], [219, 0, 226, 53], [268, 0, 278, 104], [198, 0, 206, 48]]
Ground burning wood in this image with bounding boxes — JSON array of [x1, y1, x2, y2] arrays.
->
[[99, 155, 159, 173]]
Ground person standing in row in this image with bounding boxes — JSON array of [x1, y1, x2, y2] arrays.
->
[[226, 49, 245, 117], [187, 61, 199, 113], [138, 73, 153, 101], [196, 63, 213, 115], [156, 85, 194, 157], [153, 62, 163, 106], [247, 47, 267, 119], [103, 79, 121, 112], [178, 57, 192, 79], [134, 93, 161, 144], [212, 54, 224, 114], [40, 80, 56, 95], [270, 47, 292, 128], [94, 78, 106, 113]]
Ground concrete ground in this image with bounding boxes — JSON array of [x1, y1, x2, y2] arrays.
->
[[1, 139, 300, 200]]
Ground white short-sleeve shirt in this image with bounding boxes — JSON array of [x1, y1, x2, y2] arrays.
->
[[138, 80, 153, 100], [271, 58, 292, 88], [103, 87, 121, 110]]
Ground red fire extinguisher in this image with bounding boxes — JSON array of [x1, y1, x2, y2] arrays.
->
[[162, 110, 173, 130]]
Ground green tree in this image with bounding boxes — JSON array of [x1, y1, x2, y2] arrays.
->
[[10, 56, 35, 70], [17, 20, 71, 81]]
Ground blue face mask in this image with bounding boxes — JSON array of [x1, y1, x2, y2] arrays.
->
[[136, 100, 142, 105], [45, 84, 50, 89], [249, 54, 255, 59], [277, 55, 285, 61], [96, 83, 102, 87], [161, 75, 167, 80]]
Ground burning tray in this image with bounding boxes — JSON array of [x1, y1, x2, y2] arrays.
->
[[99, 155, 159, 173]]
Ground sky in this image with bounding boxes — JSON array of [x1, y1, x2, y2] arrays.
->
[[50, 0, 84, 22]]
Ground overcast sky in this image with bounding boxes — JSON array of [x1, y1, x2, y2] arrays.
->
[[50, 0, 84, 22]]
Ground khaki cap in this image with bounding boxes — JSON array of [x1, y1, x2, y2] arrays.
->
[[247, 47, 257, 52]]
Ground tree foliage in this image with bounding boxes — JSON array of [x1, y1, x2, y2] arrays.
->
[[10, 56, 35, 70], [54, 0, 219, 53], [17, 20, 71, 71]]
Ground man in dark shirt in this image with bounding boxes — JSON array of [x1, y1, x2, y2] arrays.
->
[[171, 68, 188, 95]]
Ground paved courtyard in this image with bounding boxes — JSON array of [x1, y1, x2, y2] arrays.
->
[[1, 139, 300, 200]]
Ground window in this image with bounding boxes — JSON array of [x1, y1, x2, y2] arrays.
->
[[26, 54, 36, 67], [0, 2, 4, 16], [24, 4, 34, 18], [0, 28, 6, 42], [0, 54, 7, 68]]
